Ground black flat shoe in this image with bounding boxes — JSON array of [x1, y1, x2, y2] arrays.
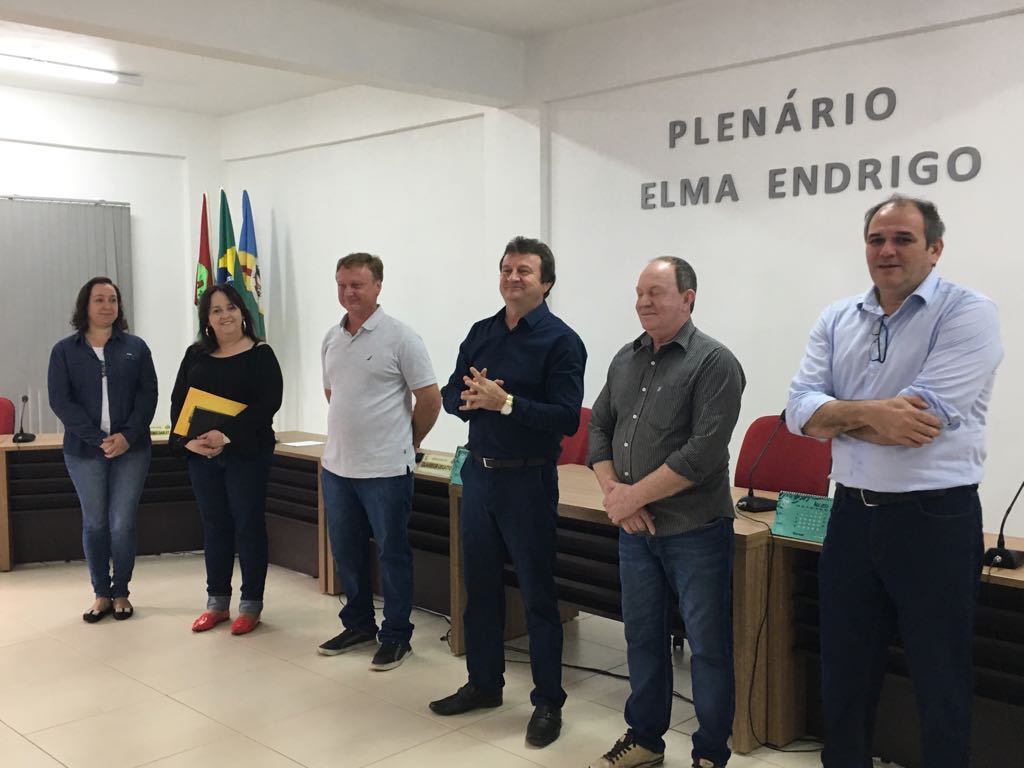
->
[[82, 604, 113, 624], [526, 704, 562, 747], [113, 600, 134, 620], [429, 683, 502, 716]]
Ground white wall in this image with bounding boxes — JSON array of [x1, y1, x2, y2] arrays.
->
[[5, 0, 1019, 535], [0, 85, 219, 428], [544, 13, 1023, 533], [218, 10, 1022, 534], [221, 87, 544, 453]]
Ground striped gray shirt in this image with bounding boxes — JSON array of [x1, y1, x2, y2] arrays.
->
[[588, 320, 745, 536]]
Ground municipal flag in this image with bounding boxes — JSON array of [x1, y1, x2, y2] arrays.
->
[[194, 193, 213, 305], [235, 190, 265, 338]]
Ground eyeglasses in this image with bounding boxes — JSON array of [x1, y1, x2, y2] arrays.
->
[[870, 315, 889, 363]]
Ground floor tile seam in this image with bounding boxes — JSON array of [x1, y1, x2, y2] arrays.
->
[[182, 657, 380, 733], [561, 632, 630, 653], [165, 681, 351, 725], [127, 732, 312, 768], [355, 728, 500, 768], [504, 645, 631, 680], [456, 728, 549, 767], [21, 688, 229, 743], [347, 681, 464, 730], [669, 714, 698, 733], [276, 649, 387, 685], [1, 715, 73, 767], [16, 662, 187, 737]]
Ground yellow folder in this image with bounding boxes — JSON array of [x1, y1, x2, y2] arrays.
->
[[172, 387, 248, 437]]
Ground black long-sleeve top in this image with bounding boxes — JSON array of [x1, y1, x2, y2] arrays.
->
[[169, 342, 283, 457]]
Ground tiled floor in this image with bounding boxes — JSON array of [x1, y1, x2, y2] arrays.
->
[[0, 554, 823, 768]]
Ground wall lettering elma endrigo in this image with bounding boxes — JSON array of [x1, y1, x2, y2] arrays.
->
[[641, 87, 981, 209]]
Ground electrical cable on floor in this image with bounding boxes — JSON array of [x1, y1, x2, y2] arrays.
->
[[735, 509, 823, 754], [504, 644, 695, 705]]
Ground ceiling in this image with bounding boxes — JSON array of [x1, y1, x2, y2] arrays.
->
[[0, 20, 346, 116], [0, 1, 685, 115], [333, 0, 682, 37]]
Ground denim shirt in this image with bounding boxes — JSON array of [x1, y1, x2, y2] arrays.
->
[[47, 329, 158, 458]]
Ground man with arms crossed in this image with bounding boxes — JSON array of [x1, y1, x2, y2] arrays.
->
[[588, 257, 745, 768], [318, 252, 441, 670], [429, 236, 586, 748], [787, 196, 1002, 767]]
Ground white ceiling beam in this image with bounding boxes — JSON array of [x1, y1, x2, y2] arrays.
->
[[0, 0, 525, 106]]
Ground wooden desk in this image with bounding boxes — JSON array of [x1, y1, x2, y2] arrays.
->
[[0, 431, 327, 578], [550, 465, 774, 754], [294, 437, 457, 621], [0, 433, 203, 572], [759, 511, 1024, 765]]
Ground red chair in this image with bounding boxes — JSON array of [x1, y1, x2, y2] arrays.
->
[[0, 397, 14, 435], [558, 407, 592, 466], [734, 414, 832, 496]]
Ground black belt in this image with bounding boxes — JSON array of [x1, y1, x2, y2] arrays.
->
[[836, 483, 976, 508], [473, 456, 548, 470]]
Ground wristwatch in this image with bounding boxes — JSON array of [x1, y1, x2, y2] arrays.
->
[[500, 394, 514, 416]]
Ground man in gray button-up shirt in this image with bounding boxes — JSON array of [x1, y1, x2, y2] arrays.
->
[[587, 257, 744, 768]]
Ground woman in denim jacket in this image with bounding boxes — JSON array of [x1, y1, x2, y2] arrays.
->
[[48, 277, 158, 623]]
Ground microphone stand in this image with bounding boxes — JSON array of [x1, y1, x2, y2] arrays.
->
[[12, 395, 36, 444], [736, 412, 786, 513], [983, 478, 1024, 569]]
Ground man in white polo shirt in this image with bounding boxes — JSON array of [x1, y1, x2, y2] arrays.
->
[[317, 252, 441, 670]]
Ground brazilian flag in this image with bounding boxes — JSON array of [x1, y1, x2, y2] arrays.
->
[[216, 189, 236, 286]]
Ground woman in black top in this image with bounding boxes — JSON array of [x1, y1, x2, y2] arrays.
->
[[170, 284, 282, 635]]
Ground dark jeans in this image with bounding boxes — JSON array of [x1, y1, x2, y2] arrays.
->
[[460, 459, 565, 708], [321, 467, 415, 645], [187, 452, 272, 613], [619, 517, 735, 763], [64, 447, 151, 599], [819, 486, 983, 768]]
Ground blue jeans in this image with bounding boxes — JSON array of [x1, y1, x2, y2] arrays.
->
[[64, 447, 151, 599], [321, 467, 415, 645], [187, 452, 272, 614], [620, 517, 735, 763], [819, 487, 983, 768], [459, 459, 565, 708]]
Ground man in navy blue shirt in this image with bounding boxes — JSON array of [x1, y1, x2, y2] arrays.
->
[[430, 237, 586, 748]]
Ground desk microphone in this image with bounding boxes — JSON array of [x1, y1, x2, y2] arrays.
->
[[12, 395, 36, 444], [736, 410, 785, 513], [983, 478, 1024, 569]]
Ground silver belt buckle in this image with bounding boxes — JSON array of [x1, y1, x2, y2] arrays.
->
[[482, 457, 495, 469], [860, 488, 879, 508]]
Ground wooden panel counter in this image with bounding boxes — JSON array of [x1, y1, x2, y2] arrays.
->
[[0, 433, 201, 572], [548, 464, 775, 754], [0, 431, 327, 577]]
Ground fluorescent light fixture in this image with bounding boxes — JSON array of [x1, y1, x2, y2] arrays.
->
[[0, 52, 141, 85]]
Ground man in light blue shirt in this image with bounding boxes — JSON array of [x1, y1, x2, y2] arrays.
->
[[787, 195, 1002, 768]]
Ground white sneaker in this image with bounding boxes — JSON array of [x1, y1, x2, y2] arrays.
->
[[590, 733, 665, 768]]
